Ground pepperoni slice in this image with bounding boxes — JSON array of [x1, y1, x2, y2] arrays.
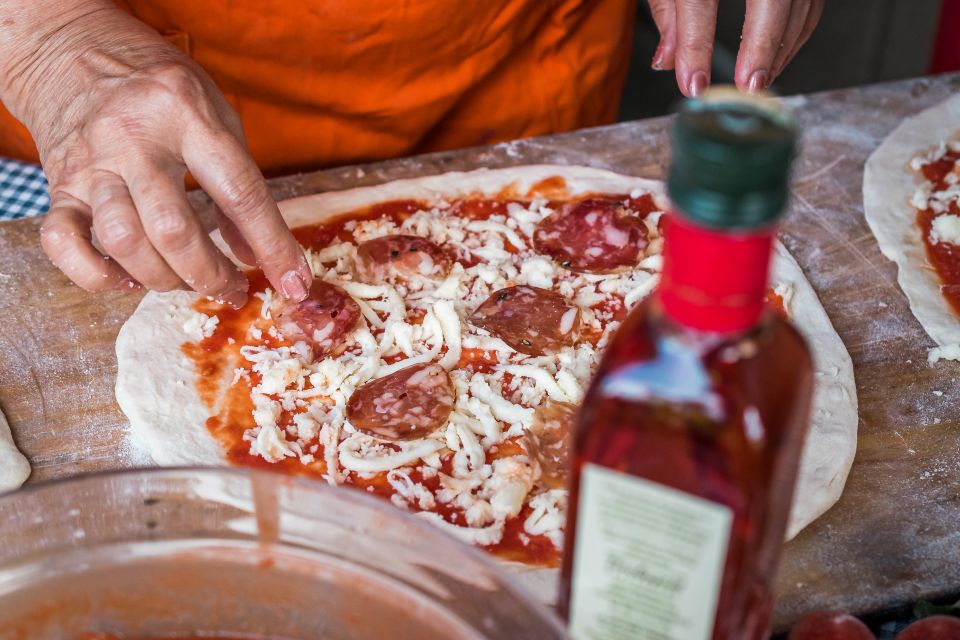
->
[[469, 285, 579, 356], [355, 234, 451, 283], [273, 281, 361, 357], [346, 363, 454, 440], [533, 198, 649, 272], [524, 401, 575, 490]]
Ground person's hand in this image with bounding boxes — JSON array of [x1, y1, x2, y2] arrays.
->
[[0, 1, 312, 306], [647, 0, 825, 97]]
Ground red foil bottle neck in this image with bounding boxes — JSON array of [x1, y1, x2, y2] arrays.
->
[[658, 212, 776, 333]]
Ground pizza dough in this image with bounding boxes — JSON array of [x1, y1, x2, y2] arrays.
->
[[116, 289, 228, 467], [117, 165, 857, 574], [863, 93, 960, 348], [0, 407, 30, 492], [771, 243, 858, 539]]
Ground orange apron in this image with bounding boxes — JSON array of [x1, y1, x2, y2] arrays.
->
[[0, 0, 635, 175]]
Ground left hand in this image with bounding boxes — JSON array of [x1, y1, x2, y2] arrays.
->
[[647, 0, 825, 97]]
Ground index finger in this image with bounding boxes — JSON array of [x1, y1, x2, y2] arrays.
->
[[183, 130, 312, 302]]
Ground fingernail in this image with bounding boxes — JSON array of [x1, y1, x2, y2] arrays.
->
[[748, 70, 768, 94], [223, 289, 248, 310], [116, 278, 142, 292], [280, 270, 309, 302], [689, 71, 709, 98], [651, 43, 664, 70]]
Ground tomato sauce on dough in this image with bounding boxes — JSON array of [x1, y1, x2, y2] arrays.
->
[[917, 149, 960, 315], [182, 188, 753, 569], [184, 194, 616, 568]]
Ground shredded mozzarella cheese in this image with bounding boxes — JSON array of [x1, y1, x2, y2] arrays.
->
[[183, 312, 219, 340], [339, 435, 444, 473], [415, 512, 505, 546], [930, 214, 960, 245], [185, 190, 785, 555]]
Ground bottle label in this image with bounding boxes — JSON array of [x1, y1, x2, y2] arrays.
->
[[568, 464, 732, 640], [659, 214, 775, 333]]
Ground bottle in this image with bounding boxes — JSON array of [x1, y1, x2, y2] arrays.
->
[[559, 88, 814, 640]]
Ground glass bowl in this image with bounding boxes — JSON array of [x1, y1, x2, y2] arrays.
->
[[0, 467, 567, 639]]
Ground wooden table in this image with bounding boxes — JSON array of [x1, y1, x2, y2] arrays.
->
[[1, 73, 959, 631]]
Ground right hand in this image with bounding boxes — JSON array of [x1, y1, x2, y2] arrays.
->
[[2, 2, 312, 306], [647, 0, 825, 97]]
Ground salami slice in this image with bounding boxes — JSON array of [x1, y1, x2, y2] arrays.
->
[[346, 363, 454, 440], [355, 234, 451, 283], [524, 401, 575, 490], [533, 198, 649, 272], [273, 281, 361, 357], [469, 285, 580, 356]]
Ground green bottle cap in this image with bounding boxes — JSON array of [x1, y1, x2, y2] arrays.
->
[[668, 87, 797, 229]]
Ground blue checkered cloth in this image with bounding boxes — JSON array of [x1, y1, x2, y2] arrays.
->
[[0, 157, 50, 220]]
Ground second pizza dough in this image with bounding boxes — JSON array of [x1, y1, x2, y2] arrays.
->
[[863, 93, 960, 348]]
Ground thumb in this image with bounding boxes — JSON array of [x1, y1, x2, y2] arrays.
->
[[647, 0, 678, 71]]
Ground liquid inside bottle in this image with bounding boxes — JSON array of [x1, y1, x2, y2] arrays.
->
[[560, 298, 812, 639]]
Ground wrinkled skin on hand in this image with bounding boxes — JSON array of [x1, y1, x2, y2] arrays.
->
[[646, 0, 825, 97], [0, 0, 312, 305]]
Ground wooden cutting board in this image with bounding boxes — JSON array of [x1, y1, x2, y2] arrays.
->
[[1, 73, 959, 631]]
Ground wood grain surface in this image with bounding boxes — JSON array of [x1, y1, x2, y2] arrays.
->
[[1, 74, 958, 631]]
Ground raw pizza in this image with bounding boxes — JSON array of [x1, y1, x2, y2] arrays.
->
[[116, 165, 857, 593], [864, 93, 960, 363]]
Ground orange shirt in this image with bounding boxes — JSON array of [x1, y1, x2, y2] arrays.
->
[[0, 0, 635, 175]]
